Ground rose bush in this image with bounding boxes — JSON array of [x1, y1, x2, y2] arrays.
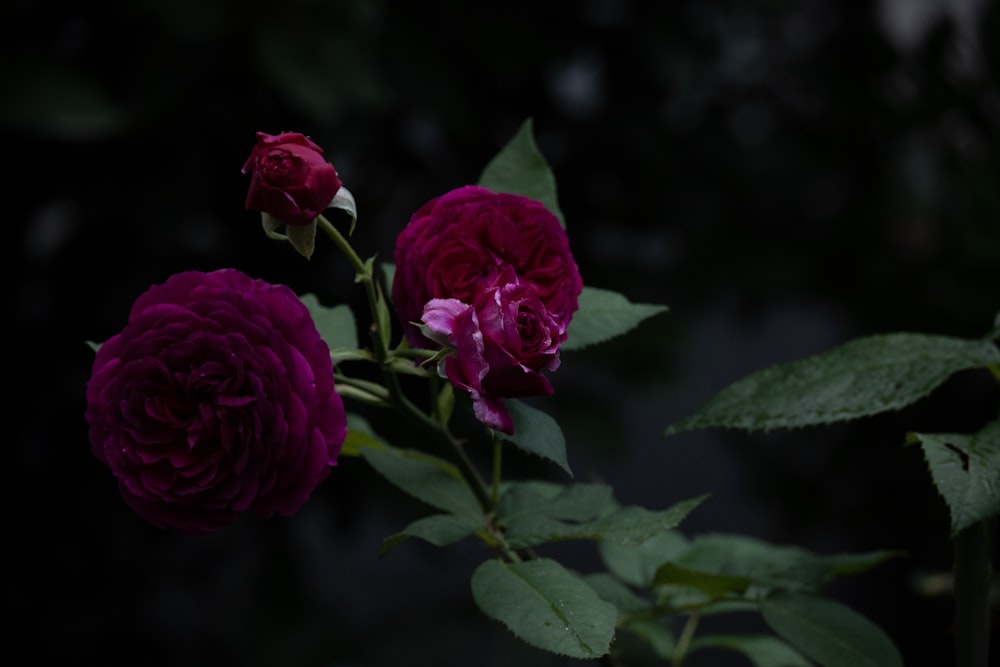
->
[[242, 131, 342, 226], [392, 185, 582, 432], [85, 268, 346, 535]]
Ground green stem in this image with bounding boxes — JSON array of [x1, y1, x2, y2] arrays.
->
[[491, 434, 503, 510], [953, 518, 993, 667], [672, 609, 701, 667], [316, 214, 493, 512]]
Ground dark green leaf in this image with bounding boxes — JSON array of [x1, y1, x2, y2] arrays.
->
[[598, 530, 691, 588], [690, 634, 812, 667], [662, 533, 901, 595], [299, 293, 359, 363], [500, 492, 706, 550], [760, 593, 902, 667], [666, 333, 1000, 435], [477, 118, 565, 226], [584, 573, 676, 658], [563, 286, 668, 352], [502, 399, 572, 476], [471, 558, 617, 659], [378, 513, 481, 556], [653, 562, 753, 597], [909, 419, 1000, 535], [362, 445, 482, 520]]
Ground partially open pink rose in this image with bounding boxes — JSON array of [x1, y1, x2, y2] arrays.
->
[[392, 185, 583, 348], [85, 269, 346, 535], [420, 273, 567, 434], [242, 131, 342, 226]]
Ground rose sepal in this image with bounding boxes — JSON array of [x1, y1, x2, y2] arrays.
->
[[329, 186, 358, 235], [262, 212, 318, 259]]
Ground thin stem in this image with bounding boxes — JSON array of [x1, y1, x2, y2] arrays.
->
[[316, 214, 493, 512], [491, 434, 503, 511], [953, 518, 993, 667], [672, 610, 701, 667]]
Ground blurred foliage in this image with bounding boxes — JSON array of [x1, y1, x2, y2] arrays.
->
[[7, 0, 1000, 665]]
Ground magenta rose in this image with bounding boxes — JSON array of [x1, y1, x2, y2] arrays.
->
[[421, 272, 567, 433], [85, 269, 346, 535], [392, 185, 583, 348], [242, 131, 342, 226]]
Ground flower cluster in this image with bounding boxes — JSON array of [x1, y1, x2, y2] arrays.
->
[[392, 185, 583, 433]]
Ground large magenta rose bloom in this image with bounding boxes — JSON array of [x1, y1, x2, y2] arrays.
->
[[392, 186, 583, 433], [242, 131, 342, 226], [392, 186, 583, 347], [85, 269, 346, 535]]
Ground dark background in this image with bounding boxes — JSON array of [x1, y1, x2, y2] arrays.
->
[[7, 0, 1000, 665]]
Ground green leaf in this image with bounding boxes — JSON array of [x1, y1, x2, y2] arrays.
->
[[498, 488, 706, 550], [361, 444, 482, 520], [659, 533, 902, 596], [563, 286, 669, 352], [380, 262, 396, 297], [378, 513, 481, 557], [909, 419, 1000, 535], [470, 558, 617, 659], [666, 333, 1000, 435], [299, 293, 359, 363], [689, 634, 812, 667], [652, 563, 752, 598], [599, 530, 691, 588], [583, 573, 676, 658], [760, 592, 902, 667], [498, 481, 616, 524], [477, 118, 565, 226], [501, 399, 572, 476]]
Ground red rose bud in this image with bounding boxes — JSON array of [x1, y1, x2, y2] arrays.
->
[[242, 131, 342, 226]]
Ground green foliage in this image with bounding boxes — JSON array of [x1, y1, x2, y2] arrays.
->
[[361, 444, 483, 520], [378, 513, 481, 557], [908, 419, 1000, 535], [666, 333, 1000, 435], [495, 482, 707, 550], [759, 593, 903, 667], [470, 558, 617, 659], [308, 118, 912, 666], [689, 634, 811, 667], [501, 399, 572, 476], [299, 293, 359, 364], [477, 118, 565, 226], [563, 286, 669, 352]]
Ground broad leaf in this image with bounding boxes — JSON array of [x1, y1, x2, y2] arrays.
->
[[690, 634, 812, 667], [477, 117, 565, 226], [502, 399, 572, 476], [378, 513, 481, 557], [760, 593, 902, 667], [563, 286, 669, 352], [340, 413, 385, 457], [499, 492, 706, 550], [299, 293, 358, 363], [598, 530, 691, 588], [659, 533, 902, 595], [653, 562, 753, 598], [584, 573, 676, 659], [666, 333, 1000, 435], [909, 419, 1000, 535], [362, 445, 482, 520], [471, 558, 617, 659]]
